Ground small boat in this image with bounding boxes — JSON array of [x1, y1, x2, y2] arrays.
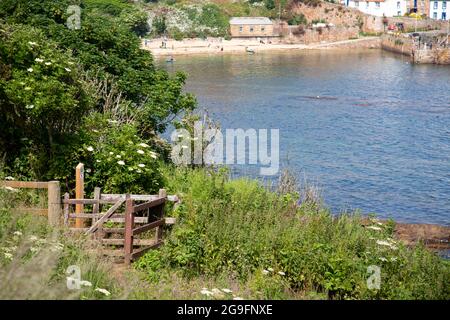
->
[[245, 47, 255, 54], [166, 56, 175, 63]]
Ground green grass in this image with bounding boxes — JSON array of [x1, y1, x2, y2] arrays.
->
[[133, 166, 450, 300], [0, 188, 119, 299], [1, 167, 449, 300]]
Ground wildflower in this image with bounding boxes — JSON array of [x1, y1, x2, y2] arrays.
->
[[28, 41, 37, 46], [138, 164, 145, 168], [376, 240, 397, 250], [278, 271, 286, 276], [86, 169, 91, 173], [44, 62, 52, 66], [136, 169, 142, 174], [139, 143, 149, 148], [3, 186, 18, 192], [390, 257, 398, 262], [27, 68, 33, 72], [3, 252, 13, 260], [128, 167, 134, 171], [222, 288, 232, 294], [377, 222, 383, 226], [379, 257, 388, 262], [96, 160, 101, 163], [267, 267, 274, 272], [117, 161, 125, 166], [64, 67, 71, 72], [13, 231, 23, 237], [137, 150, 145, 155], [80, 280, 92, 287], [24, 87, 32, 91], [116, 155, 121, 159], [262, 269, 270, 275], [35, 58, 44, 63], [109, 152, 114, 155], [150, 153, 158, 159], [29, 236, 38, 242], [92, 129, 99, 133], [233, 297, 244, 300], [86, 146, 94, 152], [367, 226, 382, 231], [30, 247, 39, 253], [95, 288, 111, 296], [200, 289, 213, 296]]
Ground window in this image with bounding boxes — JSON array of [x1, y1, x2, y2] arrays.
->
[[355, 1, 359, 6], [398, 11, 401, 15], [250, 26, 254, 32], [261, 26, 265, 32], [375, 2, 380, 8], [239, 26, 243, 32], [443, 12, 447, 19], [397, 1, 401, 9], [443, 2, 447, 10], [433, 1, 438, 9], [366, 1, 369, 8], [433, 12, 438, 19]]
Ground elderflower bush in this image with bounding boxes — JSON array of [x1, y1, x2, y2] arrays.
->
[[79, 114, 164, 195]]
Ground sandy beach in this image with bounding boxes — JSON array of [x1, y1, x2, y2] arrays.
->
[[142, 37, 381, 56]]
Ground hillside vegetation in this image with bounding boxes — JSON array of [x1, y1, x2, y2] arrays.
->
[[0, 0, 449, 300]]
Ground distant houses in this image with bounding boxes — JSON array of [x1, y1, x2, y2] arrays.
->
[[429, 0, 449, 20], [229, 17, 276, 38], [346, 0, 407, 17]]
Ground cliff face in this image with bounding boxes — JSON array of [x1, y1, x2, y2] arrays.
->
[[287, 2, 364, 29]]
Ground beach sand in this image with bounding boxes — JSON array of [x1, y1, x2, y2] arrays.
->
[[142, 37, 381, 56]]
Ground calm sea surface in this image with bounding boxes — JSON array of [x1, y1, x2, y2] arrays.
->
[[160, 49, 450, 225]]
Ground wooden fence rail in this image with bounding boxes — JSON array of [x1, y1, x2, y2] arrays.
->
[[0, 180, 61, 226]]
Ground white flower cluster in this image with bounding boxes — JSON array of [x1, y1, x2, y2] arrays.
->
[[200, 287, 242, 300]]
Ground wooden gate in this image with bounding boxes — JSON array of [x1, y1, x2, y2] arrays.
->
[[63, 188, 178, 264]]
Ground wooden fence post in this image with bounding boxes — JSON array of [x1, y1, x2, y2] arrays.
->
[[75, 163, 85, 228], [47, 181, 61, 227], [156, 189, 167, 243], [124, 194, 134, 265]]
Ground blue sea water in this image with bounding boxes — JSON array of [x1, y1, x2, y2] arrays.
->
[[161, 49, 450, 225]]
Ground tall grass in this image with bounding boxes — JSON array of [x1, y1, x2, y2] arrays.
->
[[135, 166, 450, 300], [0, 188, 118, 299]]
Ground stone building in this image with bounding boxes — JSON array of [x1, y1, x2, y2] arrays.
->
[[229, 17, 276, 38]]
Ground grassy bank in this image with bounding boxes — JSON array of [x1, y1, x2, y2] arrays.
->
[[2, 167, 449, 300]]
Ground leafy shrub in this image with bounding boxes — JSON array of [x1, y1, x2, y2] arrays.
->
[[288, 14, 308, 26], [136, 166, 450, 300]]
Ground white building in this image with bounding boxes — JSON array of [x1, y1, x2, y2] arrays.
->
[[346, 0, 407, 17], [429, 1, 449, 20]]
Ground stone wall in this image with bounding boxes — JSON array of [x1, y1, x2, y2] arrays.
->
[[381, 34, 414, 56], [281, 25, 360, 44], [363, 15, 447, 33]]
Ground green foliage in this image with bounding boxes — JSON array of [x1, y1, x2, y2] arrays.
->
[[288, 13, 308, 26], [153, 15, 167, 35], [0, 0, 195, 190], [136, 166, 450, 300], [76, 114, 165, 194]]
